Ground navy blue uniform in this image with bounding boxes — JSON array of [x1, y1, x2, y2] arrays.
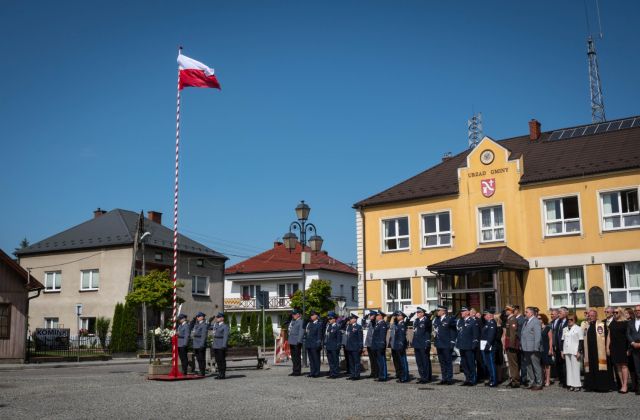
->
[[324, 322, 341, 377], [434, 314, 457, 383], [390, 320, 409, 382], [371, 320, 389, 380], [305, 319, 322, 377], [457, 316, 480, 385], [481, 319, 498, 386], [364, 318, 378, 378], [345, 323, 363, 379], [412, 315, 433, 382]]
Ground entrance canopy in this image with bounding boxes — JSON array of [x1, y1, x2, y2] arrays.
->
[[427, 246, 529, 275]]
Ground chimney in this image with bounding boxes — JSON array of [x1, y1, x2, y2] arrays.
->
[[529, 119, 541, 141], [93, 208, 107, 218], [441, 152, 453, 162], [274, 241, 283, 248], [147, 211, 162, 225]]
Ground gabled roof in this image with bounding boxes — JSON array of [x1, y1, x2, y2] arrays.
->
[[225, 242, 357, 276], [0, 248, 44, 290], [354, 115, 640, 208], [15, 209, 227, 259], [427, 246, 529, 274]]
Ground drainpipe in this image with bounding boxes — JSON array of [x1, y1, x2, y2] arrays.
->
[[358, 207, 368, 312]]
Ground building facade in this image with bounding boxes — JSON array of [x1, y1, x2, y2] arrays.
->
[[16, 209, 227, 334], [354, 116, 640, 316]]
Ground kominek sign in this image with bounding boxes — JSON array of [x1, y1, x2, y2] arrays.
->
[[34, 328, 71, 350]]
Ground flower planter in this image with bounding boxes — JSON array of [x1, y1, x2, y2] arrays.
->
[[148, 363, 172, 376]]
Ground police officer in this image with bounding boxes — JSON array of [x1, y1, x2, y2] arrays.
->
[[364, 310, 378, 378], [191, 312, 208, 376], [340, 316, 351, 376], [211, 312, 229, 380], [177, 314, 191, 375], [288, 309, 304, 376], [433, 305, 457, 385], [391, 311, 410, 383], [345, 314, 363, 380], [457, 306, 480, 386], [324, 311, 341, 378], [412, 307, 433, 384], [305, 311, 322, 378], [372, 311, 389, 381], [480, 309, 498, 387]]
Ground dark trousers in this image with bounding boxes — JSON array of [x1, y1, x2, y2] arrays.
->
[[519, 350, 528, 384], [213, 348, 227, 375], [554, 348, 566, 386], [631, 350, 640, 391], [414, 347, 432, 381], [194, 347, 206, 375], [178, 346, 189, 374], [460, 349, 477, 384], [343, 346, 351, 374], [482, 350, 497, 385], [375, 348, 388, 379], [326, 349, 340, 377], [437, 347, 453, 382], [307, 347, 321, 376], [475, 348, 485, 380], [290, 343, 302, 375], [367, 346, 379, 377], [391, 349, 401, 377], [348, 350, 362, 378]]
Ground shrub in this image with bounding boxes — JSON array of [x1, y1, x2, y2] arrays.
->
[[110, 301, 138, 353], [110, 303, 124, 351], [96, 317, 110, 349], [249, 312, 258, 342], [265, 316, 274, 347], [240, 313, 248, 334], [230, 313, 238, 330]]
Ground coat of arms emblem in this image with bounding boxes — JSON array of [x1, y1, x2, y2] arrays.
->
[[481, 178, 496, 197]]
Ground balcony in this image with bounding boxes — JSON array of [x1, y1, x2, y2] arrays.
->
[[224, 296, 292, 310]]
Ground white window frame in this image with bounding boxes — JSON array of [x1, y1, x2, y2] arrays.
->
[[44, 271, 62, 292], [191, 276, 209, 296], [598, 186, 640, 232], [80, 269, 99, 291], [241, 284, 261, 299], [421, 210, 452, 248], [385, 278, 412, 313], [380, 216, 410, 252], [44, 317, 59, 328], [278, 283, 299, 297], [423, 277, 438, 312], [547, 267, 587, 309], [606, 262, 640, 306], [478, 204, 505, 244], [541, 194, 582, 237]]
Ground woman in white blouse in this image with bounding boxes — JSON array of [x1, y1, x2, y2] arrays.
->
[[561, 315, 584, 391]]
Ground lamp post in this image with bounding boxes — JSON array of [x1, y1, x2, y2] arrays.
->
[[140, 231, 151, 355], [283, 200, 323, 367]]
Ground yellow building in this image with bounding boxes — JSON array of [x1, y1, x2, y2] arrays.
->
[[354, 117, 640, 316]]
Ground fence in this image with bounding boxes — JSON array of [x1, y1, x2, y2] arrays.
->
[[26, 334, 111, 361]]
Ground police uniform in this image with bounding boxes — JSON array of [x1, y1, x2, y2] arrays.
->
[[177, 314, 191, 375], [211, 312, 229, 379], [456, 307, 480, 385], [340, 319, 351, 375], [390, 311, 410, 382], [191, 312, 209, 376], [412, 307, 433, 383], [288, 310, 304, 376], [364, 311, 379, 378], [433, 305, 457, 384], [324, 312, 341, 378], [304, 312, 322, 377], [480, 310, 498, 386], [345, 314, 363, 380], [371, 313, 389, 381]]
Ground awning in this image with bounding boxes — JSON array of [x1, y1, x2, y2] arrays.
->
[[427, 246, 529, 275]]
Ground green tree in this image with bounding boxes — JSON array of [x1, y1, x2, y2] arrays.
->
[[256, 311, 264, 346], [110, 303, 124, 351], [240, 313, 248, 333], [125, 270, 184, 313], [13, 237, 29, 257], [265, 316, 274, 347], [289, 279, 335, 319], [96, 317, 110, 349], [230, 313, 238, 330], [249, 312, 258, 342], [111, 302, 138, 353]]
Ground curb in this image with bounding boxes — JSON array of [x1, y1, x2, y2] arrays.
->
[[0, 358, 162, 371]]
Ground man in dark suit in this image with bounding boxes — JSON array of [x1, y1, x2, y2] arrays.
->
[[305, 311, 323, 378], [372, 311, 389, 381], [364, 310, 378, 378], [627, 305, 640, 395], [457, 306, 479, 386], [390, 311, 410, 383], [412, 307, 432, 384], [324, 311, 341, 378], [552, 306, 568, 387], [345, 314, 364, 380], [434, 305, 457, 385]]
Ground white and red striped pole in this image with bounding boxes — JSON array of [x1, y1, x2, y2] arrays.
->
[[168, 46, 183, 378]]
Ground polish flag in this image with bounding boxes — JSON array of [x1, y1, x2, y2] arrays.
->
[[177, 53, 221, 90]]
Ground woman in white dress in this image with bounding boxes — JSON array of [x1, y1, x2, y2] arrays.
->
[[561, 315, 584, 391]]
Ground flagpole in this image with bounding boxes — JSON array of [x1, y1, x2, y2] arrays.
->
[[168, 45, 183, 378]]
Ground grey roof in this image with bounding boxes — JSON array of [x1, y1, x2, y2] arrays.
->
[[16, 209, 227, 259]]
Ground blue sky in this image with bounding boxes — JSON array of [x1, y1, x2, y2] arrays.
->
[[1, 1, 639, 266]]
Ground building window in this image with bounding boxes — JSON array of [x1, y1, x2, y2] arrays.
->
[[44, 317, 59, 329], [154, 252, 163, 262], [544, 196, 581, 236], [196, 259, 204, 267], [479, 205, 504, 243], [191, 276, 209, 296], [601, 189, 640, 230], [0, 304, 10, 339], [80, 269, 99, 291], [242, 284, 261, 299], [424, 277, 438, 312], [386, 279, 411, 312], [422, 212, 451, 248], [44, 271, 62, 292], [79, 317, 97, 334], [549, 267, 586, 308], [382, 217, 410, 251], [278, 283, 299, 298], [607, 262, 640, 305], [351, 286, 357, 302]]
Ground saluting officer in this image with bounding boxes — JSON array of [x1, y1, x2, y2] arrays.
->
[[456, 306, 480, 386], [412, 307, 433, 384], [433, 305, 457, 385], [191, 312, 209, 376], [345, 314, 363, 380], [177, 314, 191, 375], [391, 311, 410, 383], [211, 312, 229, 380], [288, 309, 304, 377], [305, 311, 322, 378], [372, 311, 389, 381], [480, 309, 498, 387], [364, 310, 378, 378], [324, 311, 341, 378]]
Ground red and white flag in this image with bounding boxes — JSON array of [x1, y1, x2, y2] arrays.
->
[[177, 53, 221, 90]]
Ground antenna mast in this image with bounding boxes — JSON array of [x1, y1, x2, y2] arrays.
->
[[585, 0, 606, 123], [467, 112, 483, 149]]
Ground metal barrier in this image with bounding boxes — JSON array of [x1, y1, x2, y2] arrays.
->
[[26, 334, 111, 361]]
